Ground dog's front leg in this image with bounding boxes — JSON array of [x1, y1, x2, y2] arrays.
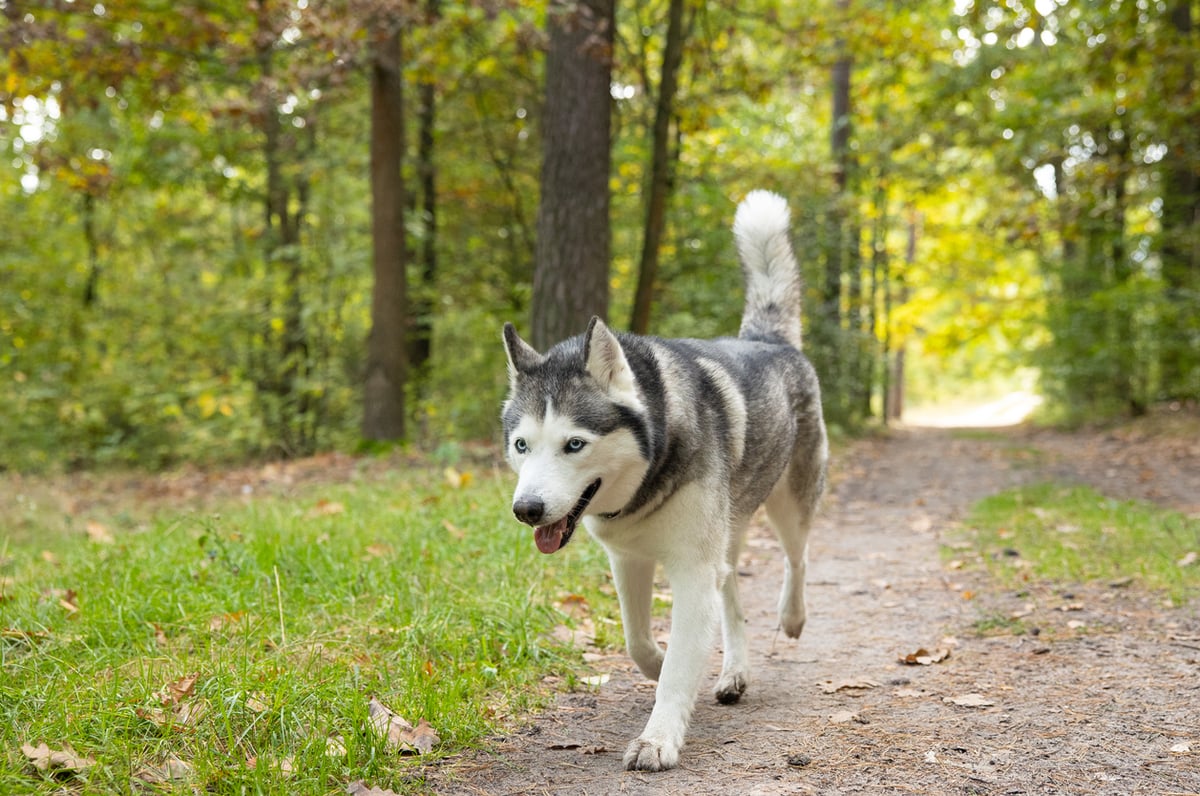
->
[[609, 552, 664, 680], [623, 561, 721, 772]]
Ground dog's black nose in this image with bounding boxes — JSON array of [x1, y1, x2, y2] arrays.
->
[[513, 497, 545, 526]]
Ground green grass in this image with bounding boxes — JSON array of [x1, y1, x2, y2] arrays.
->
[[0, 468, 615, 793], [964, 482, 1200, 604]]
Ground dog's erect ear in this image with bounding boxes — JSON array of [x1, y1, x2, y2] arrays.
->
[[503, 323, 542, 382], [583, 316, 638, 401]]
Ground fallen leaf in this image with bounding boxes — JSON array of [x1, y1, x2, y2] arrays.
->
[[21, 742, 96, 776], [208, 611, 245, 631], [829, 710, 858, 723], [900, 647, 951, 666], [944, 693, 994, 708], [245, 692, 269, 713], [326, 736, 348, 758], [85, 521, 114, 544], [133, 755, 192, 784], [1067, 620, 1086, 630], [1178, 551, 1198, 568], [346, 782, 401, 796], [160, 673, 200, 705], [924, 749, 939, 763], [1169, 741, 1191, 754], [308, 499, 345, 517], [364, 543, 392, 559], [1059, 602, 1085, 612], [818, 677, 881, 694], [443, 467, 473, 489], [366, 697, 440, 755], [555, 593, 591, 620], [441, 519, 465, 540]]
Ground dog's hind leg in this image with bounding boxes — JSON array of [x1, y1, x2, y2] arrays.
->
[[765, 433, 827, 639], [609, 552, 664, 681], [714, 516, 752, 704]]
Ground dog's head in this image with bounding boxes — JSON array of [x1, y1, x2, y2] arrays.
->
[[500, 317, 650, 553]]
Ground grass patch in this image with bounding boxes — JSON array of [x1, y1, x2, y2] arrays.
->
[[964, 482, 1200, 604], [0, 467, 615, 793]]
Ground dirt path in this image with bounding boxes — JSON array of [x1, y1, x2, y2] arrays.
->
[[430, 426, 1199, 795]]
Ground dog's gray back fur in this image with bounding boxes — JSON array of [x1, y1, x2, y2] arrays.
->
[[502, 189, 822, 525], [501, 189, 827, 772]]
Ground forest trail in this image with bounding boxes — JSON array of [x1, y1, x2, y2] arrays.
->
[[430, 423, 1200, 796]]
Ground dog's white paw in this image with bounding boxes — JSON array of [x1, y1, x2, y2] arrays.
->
[[623, 736, 680, 771], [714, 670, 748, 704], [779, 593, 806, 639]]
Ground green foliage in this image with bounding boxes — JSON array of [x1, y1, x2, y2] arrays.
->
[[2, 0, 1197, 470], [0, 470, 615, 793], [964, 483, 1200, 605]]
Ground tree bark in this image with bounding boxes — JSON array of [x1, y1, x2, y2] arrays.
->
[[629, 0, 687, 335], [531, 0, 615, 350], [409, 0, 439, 376], [1160, 0, 1199, 399], [362, 22, 408, 442]]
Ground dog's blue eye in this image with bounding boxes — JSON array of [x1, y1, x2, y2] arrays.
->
[[565, 437, 587, 453], [514, 438, 528, 454]]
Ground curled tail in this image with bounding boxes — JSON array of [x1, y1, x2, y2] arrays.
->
[[732, 190, 803, 349]]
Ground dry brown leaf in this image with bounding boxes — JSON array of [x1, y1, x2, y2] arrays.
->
[[133, 755, 193, 784], [346, 782, 402, 796], [308, 499, 345, 517], [818, 677, 881, 694], [208, 611, 245, 631], [366, 697, 441, 755], [245, 692, 270, 713], [945, 693, 994, 708], [326, 735, 348, 758], [441, 519, 466, 540], [900, 647, 951, 666], [21, 742, 96, 775], [85, 521, 114, 544], [160, 673, 200, 704], [364, 543, 392, 559], [829, 710, 859, 723]]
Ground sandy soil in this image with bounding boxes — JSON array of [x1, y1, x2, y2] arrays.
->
[[429, 421, 1200, 796]]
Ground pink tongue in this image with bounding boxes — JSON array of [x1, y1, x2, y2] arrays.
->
[[534, 518, 568, 554]]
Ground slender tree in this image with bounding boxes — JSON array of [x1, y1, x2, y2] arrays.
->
[[362, 16, 409, 442], [531, 0, 616, 350], [629, 0, 688, 335]]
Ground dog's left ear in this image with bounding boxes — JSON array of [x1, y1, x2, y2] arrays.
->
[[583, 316, 638, 401], [503, 323, 542, 383]]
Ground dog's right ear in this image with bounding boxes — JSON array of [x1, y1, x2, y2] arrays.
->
[[503, 323, 542, 383]]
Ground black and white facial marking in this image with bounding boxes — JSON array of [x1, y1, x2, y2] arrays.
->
[[501, 319, 652, 553]]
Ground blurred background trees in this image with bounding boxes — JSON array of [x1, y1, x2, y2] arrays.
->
[[1, 0, 1196, 472]]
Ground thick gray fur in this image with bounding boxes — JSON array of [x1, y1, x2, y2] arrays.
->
[[501, 189, 828, 772]]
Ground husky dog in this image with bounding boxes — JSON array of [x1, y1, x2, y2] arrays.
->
[[500, 190, 827, 772]]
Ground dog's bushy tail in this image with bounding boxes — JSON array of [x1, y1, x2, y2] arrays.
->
[[732, 190, 803, 349]]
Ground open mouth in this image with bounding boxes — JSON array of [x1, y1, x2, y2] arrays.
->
[[534, 479, 601, 555]]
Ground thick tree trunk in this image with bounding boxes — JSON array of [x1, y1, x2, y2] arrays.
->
[[363, 24, 408, 442], [531, 0, 615, 350], [629, 0, 687, 335]]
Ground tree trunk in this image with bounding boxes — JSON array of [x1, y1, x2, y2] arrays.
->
[[1160, 0, 1199, 399], [363, 22, 408, 442], [409, 0, 439, 377], [531, 0, 615, 350], [629, 0, 687, 335]]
